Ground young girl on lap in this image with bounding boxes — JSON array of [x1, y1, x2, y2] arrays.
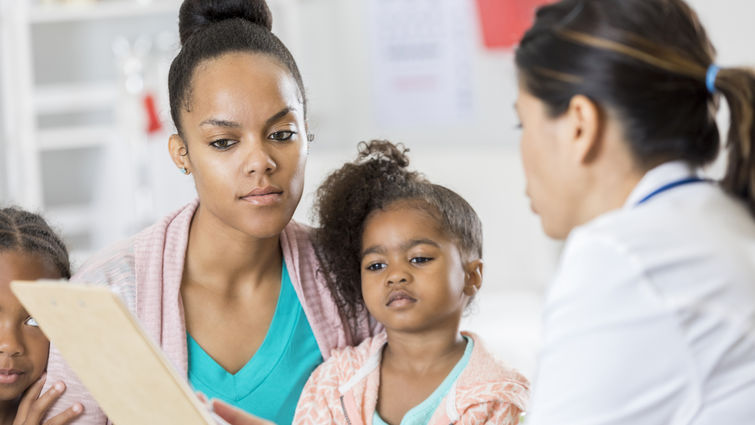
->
[[293, 141, 528, 425]]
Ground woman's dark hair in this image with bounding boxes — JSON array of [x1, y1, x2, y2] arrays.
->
[[313, 140, 483, 330], [0, 207, 71, 279], [516, 0, 755, 215], [169, 0, 307, 134]]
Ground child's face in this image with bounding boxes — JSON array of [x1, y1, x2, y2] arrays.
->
[[0, 251, 60, 401], [360, 203, 480, 333]]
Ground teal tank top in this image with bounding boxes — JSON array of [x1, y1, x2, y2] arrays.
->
[[187, 261, 323, 424]]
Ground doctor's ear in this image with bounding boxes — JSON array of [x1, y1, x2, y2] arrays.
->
[[563, 94, 602, 164], [463, 259, 483, 296], [169, 134, 191, 175]]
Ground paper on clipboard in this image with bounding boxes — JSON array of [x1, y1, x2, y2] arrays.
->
[[10, 280, 227, 425]]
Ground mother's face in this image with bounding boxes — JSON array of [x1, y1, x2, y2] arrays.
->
[[170, 52, 308, 239]]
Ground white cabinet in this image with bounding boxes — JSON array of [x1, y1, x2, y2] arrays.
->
[[1, 0, 183, 265]]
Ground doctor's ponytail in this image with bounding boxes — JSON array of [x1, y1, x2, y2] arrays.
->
[[712, 68, 755, 215]]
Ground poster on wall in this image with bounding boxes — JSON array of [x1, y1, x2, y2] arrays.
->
[[368, 0, 475, 127]]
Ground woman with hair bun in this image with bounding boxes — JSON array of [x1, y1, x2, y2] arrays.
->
[[42, 1, 379, 424], [513, 0, 755, 423]]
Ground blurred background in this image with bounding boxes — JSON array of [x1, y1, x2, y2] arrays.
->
[[1, 0, 753, 378]]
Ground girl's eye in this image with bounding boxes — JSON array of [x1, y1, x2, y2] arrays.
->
[[24, 316, 39, 327], [410, 257, 433, 264], [269, 130, 296, 142], [210, 139, 237, 150], [366, 262, 386, 272]]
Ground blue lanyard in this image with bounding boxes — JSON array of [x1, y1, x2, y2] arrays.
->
[[636, 177, 707, 206]]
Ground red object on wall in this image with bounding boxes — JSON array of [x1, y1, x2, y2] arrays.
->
[[143, 93, 163, 135], [475, 0, 555, 49]]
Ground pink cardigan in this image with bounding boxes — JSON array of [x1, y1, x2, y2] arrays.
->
[[293, 331, 529, 425], [43, 200, 380, 424]]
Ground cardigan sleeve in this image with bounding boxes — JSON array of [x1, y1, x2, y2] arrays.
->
[[43, 344, 109, 424]]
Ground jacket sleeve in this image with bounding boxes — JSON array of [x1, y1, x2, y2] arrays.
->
[[292, 359, 346, 425]]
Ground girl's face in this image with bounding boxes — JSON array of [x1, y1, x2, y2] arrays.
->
[[170, 52, 308, 239], [515, 86, 581, 239], [0, 251, 60, 402], [360, 203, 481, 333]]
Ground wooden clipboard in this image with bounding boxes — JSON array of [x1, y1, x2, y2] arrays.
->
[[11, 280, 223, 425]]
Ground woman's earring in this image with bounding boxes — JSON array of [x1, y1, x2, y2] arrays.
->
[[307, 133, 315, 142], [180, 167, 189, 175]]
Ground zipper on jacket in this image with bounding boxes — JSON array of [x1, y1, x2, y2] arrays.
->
[[339, 395, 353, 425]]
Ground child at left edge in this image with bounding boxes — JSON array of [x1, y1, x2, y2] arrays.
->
[[292, 140, 529, 425], [0, 207, 83, 425]]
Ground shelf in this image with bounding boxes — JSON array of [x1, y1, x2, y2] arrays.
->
[[30, 0, 180, 24], [37, 125, 113, 151], [46, 204, 94, 235], [35, 83, 118, 114]]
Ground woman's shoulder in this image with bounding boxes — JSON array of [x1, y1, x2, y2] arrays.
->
[[282, 219, 315, 248], [72, 200, 197, 285], [69, 233, 140, 313], [71, 234, 138, 285]]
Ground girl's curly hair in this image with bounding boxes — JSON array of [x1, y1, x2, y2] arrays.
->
[[313, 140, 483, 334]]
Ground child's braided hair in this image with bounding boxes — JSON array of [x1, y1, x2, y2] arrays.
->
[[0, 207, 71, 279]]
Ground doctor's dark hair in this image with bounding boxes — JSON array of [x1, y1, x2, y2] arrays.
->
[[168, 0, 307, 135], [0, 208, 71, 279], [313, 140, 483, 329], [516, 0, 755, 215]]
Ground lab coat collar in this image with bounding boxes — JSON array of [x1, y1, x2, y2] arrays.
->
[[623, 160, 700, 208]]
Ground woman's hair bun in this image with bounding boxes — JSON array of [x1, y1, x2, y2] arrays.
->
[[178, 0, 273, 45]]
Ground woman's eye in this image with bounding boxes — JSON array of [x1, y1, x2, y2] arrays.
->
[[269, 130, 296, 142], [210, 139, 237, 150], [366, 262, 386, 272], [410, 257, 433, 264], [24, 316, 39, 327]]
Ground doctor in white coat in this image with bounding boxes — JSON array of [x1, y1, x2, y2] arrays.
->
[[514, 0, 755, 424]]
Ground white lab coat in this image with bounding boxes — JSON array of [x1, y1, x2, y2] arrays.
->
[[527, 161, 755, 425]]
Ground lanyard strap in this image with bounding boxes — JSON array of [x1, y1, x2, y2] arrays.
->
[[636, 177, 707, 206]]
